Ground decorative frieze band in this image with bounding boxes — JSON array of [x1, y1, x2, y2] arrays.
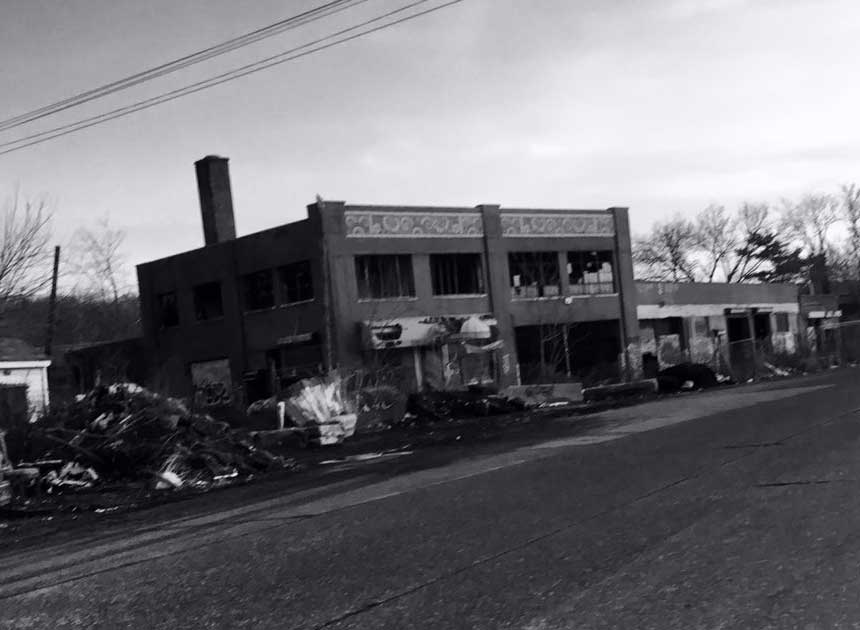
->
[[344, 211, 484, 238], [500, 213, 615, 238]]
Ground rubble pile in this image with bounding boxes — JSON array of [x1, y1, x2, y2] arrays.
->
[[280, 373, 358, 445], [406, 389, 525, 424], [23, 383, 287, 491]]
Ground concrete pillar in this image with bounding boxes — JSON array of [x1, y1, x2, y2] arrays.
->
[[610, 207, 642, 380], [477, 204, 518, 388]]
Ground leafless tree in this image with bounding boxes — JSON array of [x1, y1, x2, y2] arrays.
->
[[70, 216, 131, 305], [840, 183, 860, 280], [724, 202, 771, 283], [696, 204, 737, 282], [633, 215, 700, 282], [0, 192, 53, 315], [780, 193, 840, 255]]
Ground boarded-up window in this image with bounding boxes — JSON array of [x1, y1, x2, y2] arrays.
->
[[193, 282, 224, 321], [430, 253, 484, 295], [278, 261, 314, 304], [355, 255, 415, 299], [509, 252, 560, 298]]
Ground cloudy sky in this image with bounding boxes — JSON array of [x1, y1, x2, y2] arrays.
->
[[2, 0, 859, 283]]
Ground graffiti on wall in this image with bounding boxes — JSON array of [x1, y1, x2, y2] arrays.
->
[[191, 358, 233, 407]]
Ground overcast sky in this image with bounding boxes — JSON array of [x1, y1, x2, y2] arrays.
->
[[2, 0, 859, 284]]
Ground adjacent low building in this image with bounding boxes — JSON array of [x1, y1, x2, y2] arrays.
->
[[636, 281, 801, 379], [137, 156, 641, 407]]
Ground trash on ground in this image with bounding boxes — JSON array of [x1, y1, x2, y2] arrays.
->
[[406, 389, 525, 424], [280, 373, 358, 446], [16, 383, 290, 494]]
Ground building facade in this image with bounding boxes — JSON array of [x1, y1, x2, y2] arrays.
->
[[137, 156, 640, 406]]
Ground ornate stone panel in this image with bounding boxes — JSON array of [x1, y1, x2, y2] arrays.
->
[[344, 211, 484, 238], [500, 213, 615, 237]]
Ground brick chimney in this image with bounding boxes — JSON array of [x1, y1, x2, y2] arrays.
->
[[195, 155, 236, 245]]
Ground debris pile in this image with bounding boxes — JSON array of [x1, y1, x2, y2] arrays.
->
[[22, 383, 288, 492], [281, 373, 358, 445], [406, 389, 525, 424]]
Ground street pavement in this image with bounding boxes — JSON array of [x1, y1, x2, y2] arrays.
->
[[2, 369, 860, 629]]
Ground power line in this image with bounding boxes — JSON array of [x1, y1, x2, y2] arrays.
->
[[0, 0, 370, 133], [0, 0, 464, 157]]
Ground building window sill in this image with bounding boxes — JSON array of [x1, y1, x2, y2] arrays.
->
[[433, 294, 488, 299], [563, 292, 619, 299], [357, 297, 419, 303]]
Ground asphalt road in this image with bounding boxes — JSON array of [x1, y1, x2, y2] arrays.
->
[[3, 369, 860, 629]]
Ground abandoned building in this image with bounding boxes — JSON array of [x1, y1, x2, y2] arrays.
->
[[136, 155, 640, 406], [636, 281, 800, 379]]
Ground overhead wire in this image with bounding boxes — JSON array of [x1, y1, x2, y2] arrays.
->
[[0, 0, 464, 157], [0, 0, 370, 133]]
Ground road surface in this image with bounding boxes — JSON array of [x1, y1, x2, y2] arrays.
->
[[2, 369, 860, 629]]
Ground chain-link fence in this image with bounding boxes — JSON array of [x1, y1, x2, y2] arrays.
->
[[719, 320, 860, 382]]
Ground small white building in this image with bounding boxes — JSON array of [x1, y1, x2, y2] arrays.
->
[[0, 338, 51, 421]]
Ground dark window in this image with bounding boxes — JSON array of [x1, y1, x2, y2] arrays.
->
[[278, 261, 314, 304], [430, 253, 485, 295], [567, 250, 615, 295], [508, 252, 560, 298], [193, 282, 224, 321], [242, 270, 275, 311], [355, 255, 415, 299], [775, 312, 790, 332], [156, 291, 179, 328]]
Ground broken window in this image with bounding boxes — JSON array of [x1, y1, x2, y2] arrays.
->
[[566, 250, 615, 295], [193, 281, 224, 321], [278, 260, 314, 304], [775, 312, 790, 332], [355, 254, 415, 299], [430, 253, 485, 295], [242, 270, 275, 311], [508, 252, 560, 298], [156, 291, 179, 328]]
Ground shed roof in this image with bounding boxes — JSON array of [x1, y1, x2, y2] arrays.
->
[[0, 337, 47, 362]]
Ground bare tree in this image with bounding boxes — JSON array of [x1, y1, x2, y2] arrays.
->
[[633, 215, 699, 282], [695, 204, 736, 282], [780, 193, 840, 255], [0, 192, 53, 315], [840, 183, 860, 280], [70, 216, 131, 305], [724, 202, 771, 283]]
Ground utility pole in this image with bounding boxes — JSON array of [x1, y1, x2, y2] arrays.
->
[[44, 245, 60, 356]]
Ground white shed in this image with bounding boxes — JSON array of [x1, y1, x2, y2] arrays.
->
[[0, 338, 51, 421]]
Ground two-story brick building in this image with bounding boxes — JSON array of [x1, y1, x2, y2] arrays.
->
[[137, 156, 640, 406]]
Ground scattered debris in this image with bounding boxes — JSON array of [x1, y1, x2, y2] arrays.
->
[[762, 361, 791, 377], [19, 384, 289, 494], [406, 389, 525, 424], [281, 373, 358, 446]]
